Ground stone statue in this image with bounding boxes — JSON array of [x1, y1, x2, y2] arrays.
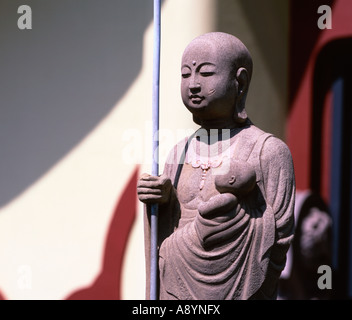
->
[[137, 32, 295, 300], [278, 192, 332, 300]]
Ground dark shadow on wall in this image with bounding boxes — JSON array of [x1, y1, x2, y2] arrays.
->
[[288, 0, 335, 106], [311, 38, 352, 299], [0, 0, 160, 207]]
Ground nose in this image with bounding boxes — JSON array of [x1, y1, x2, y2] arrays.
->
[[189, 76, 201, 92]]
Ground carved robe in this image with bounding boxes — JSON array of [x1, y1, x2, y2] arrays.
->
[[144, 122, 295, 300]]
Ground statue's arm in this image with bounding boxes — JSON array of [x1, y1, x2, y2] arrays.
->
[[142, 143, 183, 299], [142, 144, 181, 247], [259, 137, 296, 292]]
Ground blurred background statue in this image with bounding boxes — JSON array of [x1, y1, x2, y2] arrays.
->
[[278, 191, 332, 300]]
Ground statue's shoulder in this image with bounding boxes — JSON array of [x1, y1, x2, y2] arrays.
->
[[234, 124, 271, 157], [244, 125, 290, 153], [240, 124, 268, 141], [247, 126, 294, 169], [239, 124, 293, 163]]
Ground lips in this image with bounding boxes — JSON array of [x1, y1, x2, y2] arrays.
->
[[189, 95, 204, 104]]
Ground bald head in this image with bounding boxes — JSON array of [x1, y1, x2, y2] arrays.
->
[[181, 32, 253, 127], [183, 32, 253, 82]]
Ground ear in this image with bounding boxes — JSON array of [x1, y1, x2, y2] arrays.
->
[[229, 176, 236, 185], [236, 67, 249, 98], [234, 67, 249, 124]]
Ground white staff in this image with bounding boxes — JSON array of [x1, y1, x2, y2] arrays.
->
[[150, 0, 161, 300]]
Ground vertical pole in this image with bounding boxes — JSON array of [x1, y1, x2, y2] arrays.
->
[[150, 0, 161, 301], [349, 107, 352, 299], [331, 77, 343, 271]]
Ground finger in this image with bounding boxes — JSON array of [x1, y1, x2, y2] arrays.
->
[[138, 194, 163, 204], [140, 174, 160, 182], [140, 173, 151, 180], [137, 180, 163, 189], [137, 188, 162, 195], [159, 174, 172, 186]]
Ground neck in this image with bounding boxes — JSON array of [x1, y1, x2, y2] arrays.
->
[[199, 118, 238, 130]]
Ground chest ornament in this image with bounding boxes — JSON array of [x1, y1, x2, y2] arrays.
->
[[191, 158, 222, 190]]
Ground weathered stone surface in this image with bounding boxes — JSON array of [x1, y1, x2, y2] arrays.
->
[[137, 32, 295, 300]]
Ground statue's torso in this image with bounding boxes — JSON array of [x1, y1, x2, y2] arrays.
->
[[175, 129, 249, 228], [158, 125, 281, 300]]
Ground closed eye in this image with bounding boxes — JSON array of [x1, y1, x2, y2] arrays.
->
[[182, 73, 191, 78], [200, 72, 215, 77]]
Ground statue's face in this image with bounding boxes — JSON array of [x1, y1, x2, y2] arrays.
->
[[181, 41, 237, 124]]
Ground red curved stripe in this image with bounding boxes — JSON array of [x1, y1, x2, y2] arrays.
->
[[66, 166, 139, 300]]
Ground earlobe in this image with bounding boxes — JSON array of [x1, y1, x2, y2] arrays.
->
[[234, 106, 248, 124]]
